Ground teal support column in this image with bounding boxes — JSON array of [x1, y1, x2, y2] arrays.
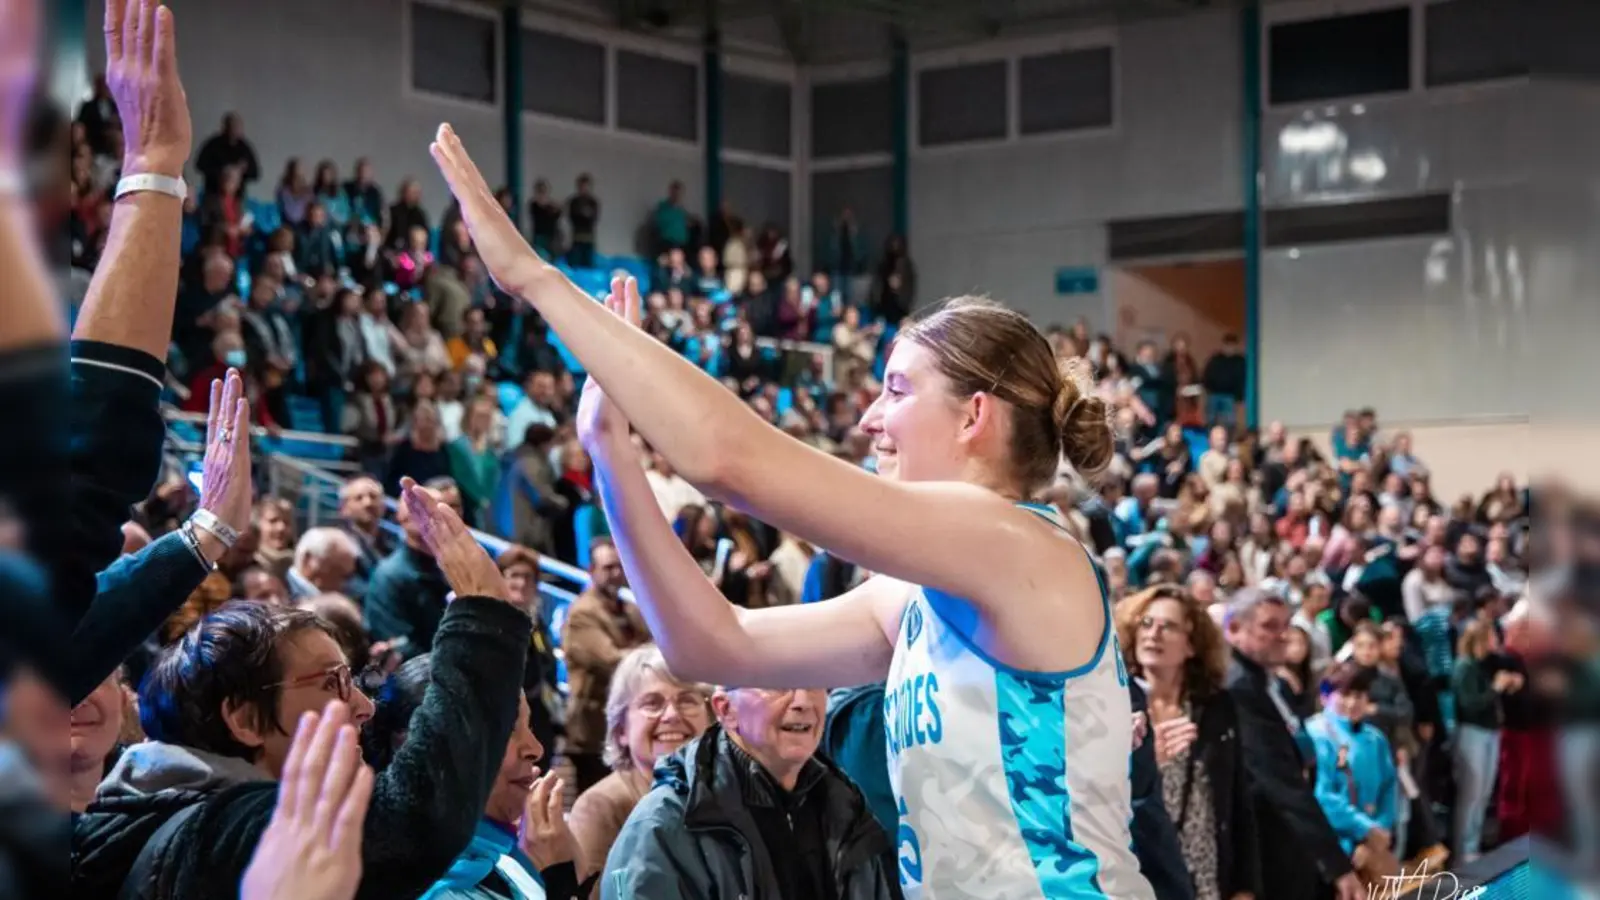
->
[[502, 2, 524, 227], [703, 25, 723, 220], [890, 33, 910, 238], [1241, 2, 1263, 429], [47, 0, 91, 112]]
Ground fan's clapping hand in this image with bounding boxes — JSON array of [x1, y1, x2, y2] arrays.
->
[[399, 476, 510, 602], [517, 774, 579, 872], [195, 369, 253, 549], [241, 701, 374, 900]]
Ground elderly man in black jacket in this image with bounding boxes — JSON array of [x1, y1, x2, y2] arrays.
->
[[1223, 588, 1364, 900], [604, 686, 894, 900], [72, 483, 531, 900]]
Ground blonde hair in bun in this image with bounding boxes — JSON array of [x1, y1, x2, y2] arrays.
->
[[899, 296, 1115, 492]]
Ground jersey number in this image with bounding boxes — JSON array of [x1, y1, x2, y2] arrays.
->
[[896, 796, 923, 885]]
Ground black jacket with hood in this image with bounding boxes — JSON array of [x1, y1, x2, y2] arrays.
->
[[601, 724, 896, 900], [71, 597, 531, 900]]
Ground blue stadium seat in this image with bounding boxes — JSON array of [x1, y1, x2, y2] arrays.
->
[[259, 395, 346, 463], [1183, 427, 1210, 462], [572, 503, 609, 569], [245, 198, 280, 236], [593, 254, 653, 289], [497, 381, 524, 415], [286, 395, 326, 432], [556, 264, 610, 298]]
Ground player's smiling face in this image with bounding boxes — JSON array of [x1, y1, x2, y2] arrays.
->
[[859, 341, 968, 484]]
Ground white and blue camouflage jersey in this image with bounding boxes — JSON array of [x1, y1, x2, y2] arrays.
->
[[884, 503, 1154, 900]]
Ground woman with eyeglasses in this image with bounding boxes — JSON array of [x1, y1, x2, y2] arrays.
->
[[1116, 586, 1261, 900], [568, 645, 711, 897]]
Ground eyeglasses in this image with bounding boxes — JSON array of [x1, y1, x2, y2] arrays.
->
[[265, 663, 364, 703], [1138, 615, 1191, 637], [634, 691, 708, 719]]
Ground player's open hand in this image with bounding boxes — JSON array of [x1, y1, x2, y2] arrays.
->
[[575, 276, 641, 450], [428, 123, 549, 299], [105, 0, 192, 179]]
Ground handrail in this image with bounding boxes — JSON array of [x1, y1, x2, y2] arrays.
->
[[754, 336, 833, 356], [262, 451, 628, 603], [164, 407, 359, 448]]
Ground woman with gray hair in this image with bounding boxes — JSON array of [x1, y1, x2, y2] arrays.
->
[[568, 644, 711, 895]]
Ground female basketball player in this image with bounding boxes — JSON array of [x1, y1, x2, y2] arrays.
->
[[429, 124, 1154, 899]]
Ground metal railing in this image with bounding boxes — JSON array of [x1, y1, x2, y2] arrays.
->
[[163, 407, 365, 474], [754, 337, 837, 384], [259, 452, 627, 642]]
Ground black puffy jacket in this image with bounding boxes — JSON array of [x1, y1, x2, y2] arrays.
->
[[602, 725, 896, 900]]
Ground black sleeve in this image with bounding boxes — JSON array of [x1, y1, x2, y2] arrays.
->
[[354, 597, 532, 900], [539, 861, 584, 899], [1127, 684, 1194, 900], [61, 342, 168, 618], [0, 346, 71, 675], [63, 532, 210, 704], [1222, 696, 1263, 898], [194, 136, 221, 182], [1227, 680, 1353, 885], [241, 142, 261, 185]]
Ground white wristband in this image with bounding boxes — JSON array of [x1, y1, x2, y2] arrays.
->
[[115, 173, 187, 202], [191, 508, 241, 550], [0, 170, 23, 197]]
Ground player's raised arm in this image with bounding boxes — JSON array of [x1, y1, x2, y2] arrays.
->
[[429, 126, 1105, 617], [575, 286, 895, 689]]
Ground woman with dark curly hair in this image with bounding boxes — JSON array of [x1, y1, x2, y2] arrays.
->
[[1116, 585, 1261, 900], [363, 655, 588, 900]]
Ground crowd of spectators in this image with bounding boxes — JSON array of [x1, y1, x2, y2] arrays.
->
[[16, 4, 1591, 900]]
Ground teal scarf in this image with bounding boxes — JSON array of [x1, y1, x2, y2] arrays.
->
[[419, 819, 545, 900]]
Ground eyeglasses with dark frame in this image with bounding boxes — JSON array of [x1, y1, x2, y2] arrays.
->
[[264, 663, 373, 703]]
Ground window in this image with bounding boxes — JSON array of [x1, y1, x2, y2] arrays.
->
[[917, 60, 1008, 147], [1269, 8, 1411, 105], [724, 73, 791, 158], [1264, 193, 1451, 248], [1425, 0, 1527, 86], [1108, 211, 1245, 262], [410, 2, 497, 105], [616, 50, 699, 143], [522, 29, 605, 124], [1018, 46, 1114, 135], [723, 162, 790, 237], [811, 77, 892, 158]]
